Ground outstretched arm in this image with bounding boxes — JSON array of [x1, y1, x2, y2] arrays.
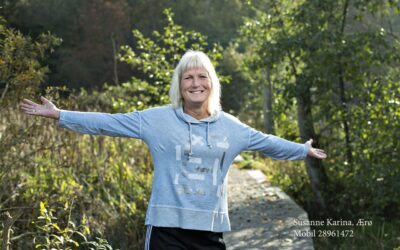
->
[[20, 96, 60, 119], [20, 97, 141, 138], [246, 127, 327, 160]]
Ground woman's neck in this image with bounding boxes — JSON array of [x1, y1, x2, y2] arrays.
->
[[183, 105, 210, 120]]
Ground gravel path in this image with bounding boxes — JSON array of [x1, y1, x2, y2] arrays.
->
[[224, 166, 314, 250]]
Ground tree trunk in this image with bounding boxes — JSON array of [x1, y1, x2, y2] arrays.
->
[[296, 82, 328, 212], [111, 34, 119, 85], [338, 0, 353, 165], [339, 71, 352, 164], [262, 68, 275, 134]]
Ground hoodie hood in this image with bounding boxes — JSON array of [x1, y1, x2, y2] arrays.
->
[[174, 107, 221, 157]]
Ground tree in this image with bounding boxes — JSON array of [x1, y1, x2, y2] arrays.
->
[[239, 0, 400, 215], [0, 15, 61, 106]]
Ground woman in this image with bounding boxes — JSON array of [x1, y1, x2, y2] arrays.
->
[[21, 51, 326, 250]]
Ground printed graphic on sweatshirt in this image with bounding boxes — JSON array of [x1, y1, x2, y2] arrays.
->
[[173, 133, 230, 197], [216, 136, 230, 150], [191, 134, 205, 146]]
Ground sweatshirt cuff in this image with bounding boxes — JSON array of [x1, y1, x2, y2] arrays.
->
[[302, 143, 309, 159], [58, 110, 67, 128]]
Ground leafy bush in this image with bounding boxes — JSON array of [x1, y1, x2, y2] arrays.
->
[[33, 202, 113, 249]]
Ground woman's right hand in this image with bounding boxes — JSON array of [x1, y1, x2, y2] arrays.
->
[[20, 96, 60, 120]]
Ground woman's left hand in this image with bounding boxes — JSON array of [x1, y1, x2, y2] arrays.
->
[[306, 139, 327, 159]]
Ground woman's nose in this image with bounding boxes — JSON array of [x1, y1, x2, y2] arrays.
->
[[192, 77, 200, 86]]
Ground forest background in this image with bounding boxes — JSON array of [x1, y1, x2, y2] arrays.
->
[[0, 0, 399, 249]]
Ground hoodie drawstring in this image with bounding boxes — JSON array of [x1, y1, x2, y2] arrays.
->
[[188, 122, 193, 157], [206, 122, 212, 148]]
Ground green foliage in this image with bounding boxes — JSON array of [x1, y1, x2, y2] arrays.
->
[[238, 0, 400, 248], [239, 0, 400, 214], [217, 43, 257, 115], [108, 8, 225, 112], [1, 92, 152, 249], [0, 14, 151, 249], [33, 201, 114, 249], [0, 15, 61, 106]]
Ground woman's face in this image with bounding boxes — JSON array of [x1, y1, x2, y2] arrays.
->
[[180, 67, 211, 108]]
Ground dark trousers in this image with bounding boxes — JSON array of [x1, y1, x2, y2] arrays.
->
[[144, 226, 226, 250]]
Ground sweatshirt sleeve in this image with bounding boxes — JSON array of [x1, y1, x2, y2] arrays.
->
[[58, 110, 141, 138], [246, 127, 308, 160]]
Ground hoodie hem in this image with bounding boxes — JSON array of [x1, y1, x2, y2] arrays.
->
[[145, 205, 231, 232]]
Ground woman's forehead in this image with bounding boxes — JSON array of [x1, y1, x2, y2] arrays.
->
[[182, 67, 208, 75]]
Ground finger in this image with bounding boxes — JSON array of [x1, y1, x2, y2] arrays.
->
[[20, 106, 37, 112], [20, 103, 35, 109], [317, 151, 327, 159], [22, 99, 38, 105], [310, 148, 327, 159], [20, 107, 30, 112], [40, 96, 50, 104]]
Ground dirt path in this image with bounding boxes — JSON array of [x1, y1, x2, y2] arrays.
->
[[224, 166, 314, 250]]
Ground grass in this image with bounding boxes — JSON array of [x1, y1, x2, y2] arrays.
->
[[313, 218, 400, 250]]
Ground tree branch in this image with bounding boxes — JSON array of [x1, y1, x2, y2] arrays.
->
[[1, 211, 22, 250], [0, 82, 10, 105]]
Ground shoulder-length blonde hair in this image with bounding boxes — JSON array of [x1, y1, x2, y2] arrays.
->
[[169, 51, 221, 115]]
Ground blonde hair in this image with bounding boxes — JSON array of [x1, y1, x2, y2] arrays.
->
[[169, 51, 221, 115]]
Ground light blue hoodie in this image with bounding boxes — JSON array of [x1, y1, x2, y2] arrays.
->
[[59, 105, 308, 232]]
